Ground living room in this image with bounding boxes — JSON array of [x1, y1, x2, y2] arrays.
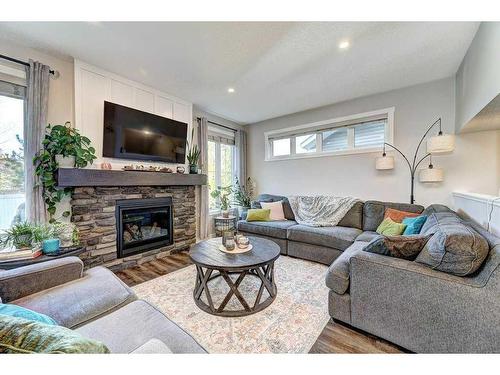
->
[[0, 1, 499, 372]]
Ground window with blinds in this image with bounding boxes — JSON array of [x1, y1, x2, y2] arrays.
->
[[264, 108, 394, 160]]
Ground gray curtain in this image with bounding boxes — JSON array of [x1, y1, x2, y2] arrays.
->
[[235, 129, 247, 184], [25, 60, 50, 223], [197, 117, 209, 239]]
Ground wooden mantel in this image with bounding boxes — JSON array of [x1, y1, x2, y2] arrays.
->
[[56, 168, 207, 187]]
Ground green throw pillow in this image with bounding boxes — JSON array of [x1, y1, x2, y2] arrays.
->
[[0, 304, 57, 326], [0, 315, 110, 354], [376, 218, 407, 236], [246, 208, 271, 222]]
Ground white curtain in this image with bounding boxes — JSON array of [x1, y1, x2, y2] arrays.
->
[[197, 117, 209, 239], [25, 60, 50, 223], [235, 129, 247, 184]]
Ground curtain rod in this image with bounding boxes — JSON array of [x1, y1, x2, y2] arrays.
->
[[0, 54, 55, 75], [196, 117, 237, 132]]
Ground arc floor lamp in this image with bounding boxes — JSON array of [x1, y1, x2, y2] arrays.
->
[[375, 118, 455, 204]]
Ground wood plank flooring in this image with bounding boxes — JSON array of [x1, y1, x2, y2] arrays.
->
[[114, 251, 405, 354]]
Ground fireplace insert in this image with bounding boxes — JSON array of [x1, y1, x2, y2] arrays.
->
[[116, 197, 173, 258]]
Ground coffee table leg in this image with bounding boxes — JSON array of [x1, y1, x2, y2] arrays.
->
[[194, 266, 215, 313]]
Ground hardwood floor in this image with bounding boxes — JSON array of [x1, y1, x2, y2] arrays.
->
[[114, 251, 404, 354]]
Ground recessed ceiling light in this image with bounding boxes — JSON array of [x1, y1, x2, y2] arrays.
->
[[227, 88, 235, 93], [338, 40, 350, 50]]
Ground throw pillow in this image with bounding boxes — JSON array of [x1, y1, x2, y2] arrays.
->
[[376, 218, 407, 236], [402, 215, 428, 235], [0, 315, 109, 353], [260, 201, 286, 221], [0, 304, 57, 325], [246, 208, 271, 222], [384, 208, 420, 223], [364, 234, 433, 260]]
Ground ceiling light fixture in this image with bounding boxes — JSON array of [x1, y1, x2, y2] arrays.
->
[[338, 40, 350, 50], [227, 88, 235, 93]]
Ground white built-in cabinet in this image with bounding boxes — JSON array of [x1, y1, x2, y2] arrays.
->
[[74, 60, 193, 168]]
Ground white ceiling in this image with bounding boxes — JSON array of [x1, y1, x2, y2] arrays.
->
[[0, 22, 479, 124]]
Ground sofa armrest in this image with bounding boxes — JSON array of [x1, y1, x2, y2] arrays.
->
[[0, 256, 84, 303], [349, 251, 500, 353]]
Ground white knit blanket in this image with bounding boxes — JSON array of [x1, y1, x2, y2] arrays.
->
[[288, 196, 360, 227]]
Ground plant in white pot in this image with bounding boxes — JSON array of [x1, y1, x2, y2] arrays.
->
[[33, 122, 97, 222], [211, 186, 232, 218]]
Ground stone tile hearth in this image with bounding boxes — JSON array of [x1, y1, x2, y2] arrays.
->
[[70, 185, 196, 271]]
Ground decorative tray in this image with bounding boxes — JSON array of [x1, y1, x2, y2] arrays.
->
[[218, 244, 253, 254]]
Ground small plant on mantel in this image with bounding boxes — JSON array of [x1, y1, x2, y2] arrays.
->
[[33, 122, 97, 222], [186, 128, 201, 174]]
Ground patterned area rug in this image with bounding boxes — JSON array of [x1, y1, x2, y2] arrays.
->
[[133, 256, 330, 353]]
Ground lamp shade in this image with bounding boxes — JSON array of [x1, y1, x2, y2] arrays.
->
[[376, 155, 394, 170], [427, 133, 455, 154], [419, 166, 444, 182]]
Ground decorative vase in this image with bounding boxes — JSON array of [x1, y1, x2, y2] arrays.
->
[[189, 164, 198, 174], [222, 210, 230, 218], [42, 238, 60, 254], [55, 154, 75, 168]]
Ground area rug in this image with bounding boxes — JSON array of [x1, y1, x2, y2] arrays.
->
[[133, 256, 330, 353]]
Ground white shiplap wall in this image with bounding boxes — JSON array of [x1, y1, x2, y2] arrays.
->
[[74, 60, 193, 169]]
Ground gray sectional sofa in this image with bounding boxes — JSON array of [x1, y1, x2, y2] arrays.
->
[[0, 257, 206, 353], [238, 194, 500, 353]]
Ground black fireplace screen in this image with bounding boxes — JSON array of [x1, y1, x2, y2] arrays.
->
[[116, 197, 173, 258]]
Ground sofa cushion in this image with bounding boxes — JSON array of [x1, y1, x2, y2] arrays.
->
[[260, 201, 286, 220], [376, 218, 406, 235], [384, 207, 420, 223], [0, 315, 109, 354], [76, 300, 206, 353], [287, 225, 362, 251], [12, 266, 137, 329], [252, 194, 295, 221], [355, 231, 379, 243], [237, 220, 297, 239], [337, 201, 364, 230], [363, 200, 424, 232], [416, 212, 490, 276], [246, 208, 271, 222], [131, 338, 173, 354], [364, 234, 432, 260], [325, 241, 367, 294]]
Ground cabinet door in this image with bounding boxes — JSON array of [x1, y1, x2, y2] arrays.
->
[[155, 96, 174, 119]]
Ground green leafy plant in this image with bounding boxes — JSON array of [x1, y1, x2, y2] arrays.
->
[[0, 222, 71, 250], [233, 177, 254, 208], [33, 122, 97, 222], [186, 128, 201, 170], [210, 185, 232, 211]]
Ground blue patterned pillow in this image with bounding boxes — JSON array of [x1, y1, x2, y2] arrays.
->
[[0, 304, 57, 325], [402, 215, 428, 235]]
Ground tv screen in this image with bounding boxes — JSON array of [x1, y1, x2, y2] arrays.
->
[[103, 101, 188, 164]]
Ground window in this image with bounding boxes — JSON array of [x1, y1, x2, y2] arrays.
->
[[265, 107, 394, 161], [0, 81, 26, 230], [207, 126, 236, 212]]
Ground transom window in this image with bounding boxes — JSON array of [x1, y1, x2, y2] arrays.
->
[[265, 108, 394, 161]]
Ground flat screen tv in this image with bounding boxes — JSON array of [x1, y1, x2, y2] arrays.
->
[[103, 101, 188, 164]]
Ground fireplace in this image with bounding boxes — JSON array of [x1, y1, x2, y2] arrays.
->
[[116, 197, 173, 258]]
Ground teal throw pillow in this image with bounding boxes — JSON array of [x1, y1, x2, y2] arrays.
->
[[402, 215, 428, 235], [0, 304, 57, 325]]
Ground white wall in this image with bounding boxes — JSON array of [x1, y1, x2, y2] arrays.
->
[[247, 77, 500, 208], [455, 22, 500, 133], [0, 38, 74, 125], [74, 60, 193, 170]]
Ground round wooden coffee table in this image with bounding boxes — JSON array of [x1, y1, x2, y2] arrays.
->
[[189, 236, 280, 317]]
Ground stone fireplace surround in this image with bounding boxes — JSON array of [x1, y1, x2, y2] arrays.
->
[[70, 185, 197, 272]]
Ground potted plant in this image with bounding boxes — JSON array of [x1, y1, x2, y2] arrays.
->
[[211, 186, 232, 218], [233, 177, 255, 219], [186, 128, 201, 174], [0, 222, 37, 250], [33, 122, 97, 222]]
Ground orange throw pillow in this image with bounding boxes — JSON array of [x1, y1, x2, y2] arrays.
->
[[384, 208, 420, 223]]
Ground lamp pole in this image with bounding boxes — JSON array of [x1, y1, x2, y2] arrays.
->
[[382, 118, 442, 204]]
